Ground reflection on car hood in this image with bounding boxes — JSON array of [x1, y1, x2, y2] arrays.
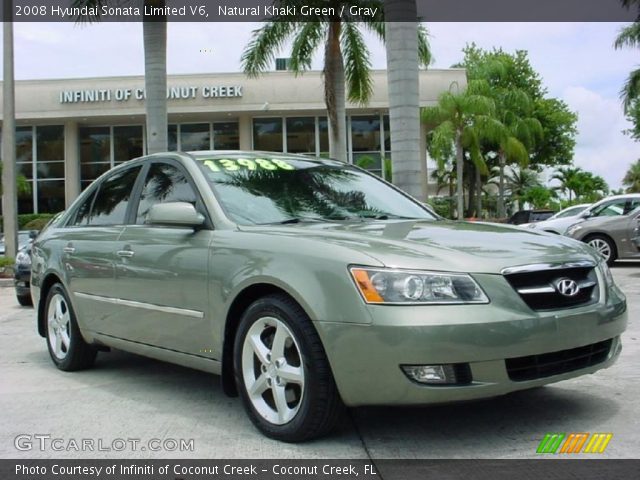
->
[[241, 219, 597, 274]]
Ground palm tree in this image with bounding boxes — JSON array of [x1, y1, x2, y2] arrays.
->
[[384, 0, 430, 199], [551, 166, 582, 202], [614, 22, 640, 112], [422, 84, 496, 219], [2, 0, 19, 259], [503, 167, 542, 210], [623, 159, 640, 192], [493, 89, 543, 217], [242, 1, 430, 164], [74, 0, 168, 153]]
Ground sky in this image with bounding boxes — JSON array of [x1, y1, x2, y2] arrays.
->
[[1, 21, 638, 189]]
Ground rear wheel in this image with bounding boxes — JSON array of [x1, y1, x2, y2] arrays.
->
[[585, 234, 616, 266], [16, 293, 33, 307], [44, 284, 97, 371], [233, 294, 343, 442]]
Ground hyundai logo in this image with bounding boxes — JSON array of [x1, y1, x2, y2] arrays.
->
[[555, 278, 580, 297]]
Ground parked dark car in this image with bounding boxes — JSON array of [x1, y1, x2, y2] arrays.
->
[[507, 209, 555, 225], [14, 243, 33, 306]]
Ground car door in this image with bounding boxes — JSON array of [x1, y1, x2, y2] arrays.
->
[[110, 160, 214, 355], [62, 165, 144, 332]]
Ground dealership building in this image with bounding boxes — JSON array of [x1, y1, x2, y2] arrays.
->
[[0, 68, 466, 214]]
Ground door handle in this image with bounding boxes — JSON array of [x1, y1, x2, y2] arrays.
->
[[63, 246, 75, 254], [116, 250, 135, 258]]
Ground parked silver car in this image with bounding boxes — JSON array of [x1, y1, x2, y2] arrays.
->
[[566, 205, 640, 265], [524, 203, 591, 234]]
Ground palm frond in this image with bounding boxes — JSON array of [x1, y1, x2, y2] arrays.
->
[[614, 23, 640, 49], [341, 21, 373, 104], [621, 68, 640, 113], [241, 22, 298, 77], [417, 24, 432, 66], [289, 22, 325, 73], [502, 136, 529, 166]]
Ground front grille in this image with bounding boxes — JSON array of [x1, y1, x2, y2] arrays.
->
[[503, 263, 599, 311], [506, 339, 612, 382]]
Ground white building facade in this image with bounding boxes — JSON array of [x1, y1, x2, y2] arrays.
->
[[0, 69, 466, 214]]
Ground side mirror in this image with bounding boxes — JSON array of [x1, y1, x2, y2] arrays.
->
[[29, 230, 38, 239], [580, 210, 593, 219], [146, 202, 205, 228]]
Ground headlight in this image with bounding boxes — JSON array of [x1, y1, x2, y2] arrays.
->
[[566, 224, 582, 236], [350, 267, 489, 304], [15, 251, 31, 266]]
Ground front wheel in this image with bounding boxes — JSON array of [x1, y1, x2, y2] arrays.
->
[[44, 284, 97, 371], [585, 234, 617, 266], [233, 294, 343, 442]]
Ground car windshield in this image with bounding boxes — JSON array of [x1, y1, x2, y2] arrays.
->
[[553, 205, 588, 219], [195, 154, 436, 225]]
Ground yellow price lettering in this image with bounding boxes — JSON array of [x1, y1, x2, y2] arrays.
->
[[255, 158, 278, 170], [237, 158, 257, 170], [219, 159, 239, 171]]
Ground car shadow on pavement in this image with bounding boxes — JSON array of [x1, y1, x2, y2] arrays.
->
[[349, 385, 621, 456]]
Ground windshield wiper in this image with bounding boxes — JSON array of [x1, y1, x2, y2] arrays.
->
[[358, 213, 417, 220]]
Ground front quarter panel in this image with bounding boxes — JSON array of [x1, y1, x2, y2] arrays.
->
[[210, 230, 382, 350]]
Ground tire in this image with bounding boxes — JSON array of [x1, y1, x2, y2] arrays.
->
[[585, 234, 617, 266], [16, 293, 33, 307], [44, 283, 97, 371], [233, 294, 343, 442]]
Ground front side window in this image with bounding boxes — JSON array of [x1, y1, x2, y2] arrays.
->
[[195, 154, 435, 225], [136, 163, 198, 224], [86, 166, 142, 226], [592, 200, 627, 217]]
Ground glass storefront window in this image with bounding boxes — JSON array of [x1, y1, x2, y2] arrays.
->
[[318, 117, 329, 156], [253, 118, 283, 151], [168, 124, 178, 151], [37, 180, 66, 214], [213, 122, 239, 150], [114, 125, 144, 163], [286, 117, 315, 153], [36, 125, 64, 161], [80, 126, 111, 185], [180, 123, 210, 151], [351, 115, 382, 152], [16, 126, 33, 163]]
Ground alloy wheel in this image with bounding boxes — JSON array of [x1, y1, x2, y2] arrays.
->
[[47, 293, 71, 360], [241, 316, 305, 425], [588, 238, 612, 262]]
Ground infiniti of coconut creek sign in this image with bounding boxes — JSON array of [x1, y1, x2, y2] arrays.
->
[[59, 85, 243, 104]]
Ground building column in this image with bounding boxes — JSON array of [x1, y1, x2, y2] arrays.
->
[[64, 121, 80, 207], [238, 115, 252, 150], [420, 121, 428, 201]]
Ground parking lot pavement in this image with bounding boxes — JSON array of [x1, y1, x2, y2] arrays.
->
[[1, 263, 638, 460]]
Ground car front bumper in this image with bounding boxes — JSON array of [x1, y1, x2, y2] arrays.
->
[[316, 273, 627, 407], [14, 266, 31, 296]]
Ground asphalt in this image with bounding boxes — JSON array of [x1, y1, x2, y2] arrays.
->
[[0, 263, 638, 459]]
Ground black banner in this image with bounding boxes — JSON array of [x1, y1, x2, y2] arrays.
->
[[1, 459, 639, 480], [0, 0, 637, 23]]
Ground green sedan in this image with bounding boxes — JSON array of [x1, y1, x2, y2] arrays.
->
[[30, 152, 627, 442]]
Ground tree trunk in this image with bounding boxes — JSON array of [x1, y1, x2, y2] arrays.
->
[[143, 7, 168, 154], [455, 133, 464, 219], [2, 2, 18, 259], [324, 22, 347, 162], [385, 6, 422, 200], [467, 162, 475, 217], [498, 152, 506, 218], [448, 172, 454, 219], [475, 164, 482, 218]]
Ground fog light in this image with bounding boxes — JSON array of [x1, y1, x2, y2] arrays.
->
[[401, 364, 454, 384]]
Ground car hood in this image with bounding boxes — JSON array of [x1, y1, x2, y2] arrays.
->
[[240, 219, 597, 274]]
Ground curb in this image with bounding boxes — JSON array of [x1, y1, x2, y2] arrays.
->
[[0, 278, 14, 288]]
